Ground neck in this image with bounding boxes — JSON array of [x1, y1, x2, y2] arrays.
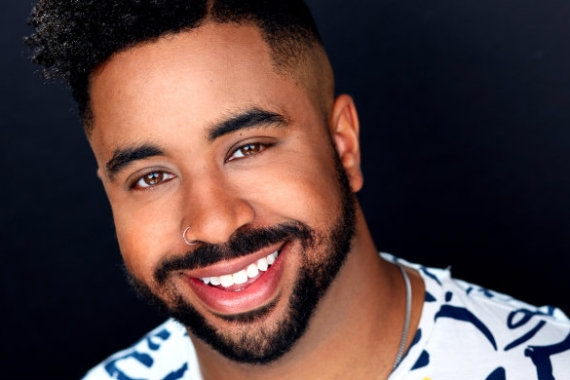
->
[[192, 209, 425, 379]]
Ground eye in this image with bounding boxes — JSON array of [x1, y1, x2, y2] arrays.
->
[[132, 171, 175, 189], [227, 142, 267, 162]]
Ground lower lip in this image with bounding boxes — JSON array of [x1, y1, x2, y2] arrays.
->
[[186, 245, 288, 315]]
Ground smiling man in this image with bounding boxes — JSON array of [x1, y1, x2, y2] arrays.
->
[[26, 1, 570, 379]]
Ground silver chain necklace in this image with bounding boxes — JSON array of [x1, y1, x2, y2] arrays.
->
[[392, 264, 412, 371]]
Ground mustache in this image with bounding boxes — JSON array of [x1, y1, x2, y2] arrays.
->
[[154, 221, 314, 284]]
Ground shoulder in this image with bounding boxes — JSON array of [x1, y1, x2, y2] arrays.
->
[[82, 319, 202, 380], [382, 253, 570, 379]]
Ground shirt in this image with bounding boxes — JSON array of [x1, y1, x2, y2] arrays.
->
[[83, 254, 570, 379]]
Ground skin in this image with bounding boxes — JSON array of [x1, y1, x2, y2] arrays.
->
[[88, 22, 425, 379]]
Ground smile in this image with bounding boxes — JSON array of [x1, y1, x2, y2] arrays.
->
[[200, 250, 279, 288], [186, 244, 288, 315]]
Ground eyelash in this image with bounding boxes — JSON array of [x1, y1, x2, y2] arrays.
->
[[226, 141, 269, 162], [131, 171, 176, 190]]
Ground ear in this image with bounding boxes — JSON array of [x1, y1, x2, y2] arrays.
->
[[329, 94, 363, 192]]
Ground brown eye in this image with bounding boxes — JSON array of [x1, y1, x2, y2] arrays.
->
[[144, 172, 163, 185], [228, 143, 266, 161], [133, 171, 175, 189], [240, 143, 262, 156]]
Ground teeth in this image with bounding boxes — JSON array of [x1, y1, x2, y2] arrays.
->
[[246, 263, 259, 278], [220, 274, 234, 287], [201, 250, 280, 287], [257, 257, 269, 271], [233, 270, 248, 285], [267, 251, 277, 265]]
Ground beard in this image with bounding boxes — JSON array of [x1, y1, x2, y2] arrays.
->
[[126, 151, 357, 364]]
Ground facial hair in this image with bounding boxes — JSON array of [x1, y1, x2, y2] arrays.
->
[[127, 151, 357, 364]]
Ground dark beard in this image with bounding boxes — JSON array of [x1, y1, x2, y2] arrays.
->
[[127, 151, 357, 364]]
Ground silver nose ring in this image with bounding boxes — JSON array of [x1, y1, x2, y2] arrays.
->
[[182, 226, 198, 246]]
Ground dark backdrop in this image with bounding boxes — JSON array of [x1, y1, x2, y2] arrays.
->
[[3, 0, 570, 378]]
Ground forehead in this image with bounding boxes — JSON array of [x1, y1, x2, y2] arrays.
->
[[88, 23, 317, 152]]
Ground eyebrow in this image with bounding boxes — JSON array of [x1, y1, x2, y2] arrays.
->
[[105, 144, 164, 180], [208, 108, 287, 141], [104, 108, 286, 180]]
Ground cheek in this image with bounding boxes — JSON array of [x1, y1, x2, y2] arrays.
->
[[107, 191, 183, 278], [239, 152, 342, 230]]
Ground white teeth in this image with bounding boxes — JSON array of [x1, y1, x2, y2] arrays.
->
[[267, 251, 277, 265], [220, 274, 234, 287], [257, 257, 269, 271], [247, 263, 259, 278], [233, 270, 248, 285], [200, 249, 280, 286]]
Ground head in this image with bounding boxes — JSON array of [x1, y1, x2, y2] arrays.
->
[[25, 0, 334, 135], [27, 0, 364, 365]]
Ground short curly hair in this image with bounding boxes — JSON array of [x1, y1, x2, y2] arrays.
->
[[25, 0, 323, 132]]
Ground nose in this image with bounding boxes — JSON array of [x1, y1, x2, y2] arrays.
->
[[181, 173, 255, 246]]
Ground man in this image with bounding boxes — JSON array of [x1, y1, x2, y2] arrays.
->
[[26, 0, 570, 378]]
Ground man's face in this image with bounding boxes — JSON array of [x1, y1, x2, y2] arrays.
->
[[89, 23, 360, 363]]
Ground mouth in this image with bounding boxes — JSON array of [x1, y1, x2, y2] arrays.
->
[[200, 250, 279, 290], [183, 244, 288, 315]]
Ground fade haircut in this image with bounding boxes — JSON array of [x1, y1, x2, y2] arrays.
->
[[25, 0, 326, 134]]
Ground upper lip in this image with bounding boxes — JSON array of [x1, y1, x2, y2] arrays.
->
[[181, 242, 285, 279]]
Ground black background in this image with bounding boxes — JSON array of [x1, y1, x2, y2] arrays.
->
[[3, 0, 570, 378]]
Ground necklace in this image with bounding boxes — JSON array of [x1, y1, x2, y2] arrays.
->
[[392, 264, 412, 371]]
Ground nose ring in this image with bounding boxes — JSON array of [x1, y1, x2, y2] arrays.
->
[[182, 226, 198, 246]]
